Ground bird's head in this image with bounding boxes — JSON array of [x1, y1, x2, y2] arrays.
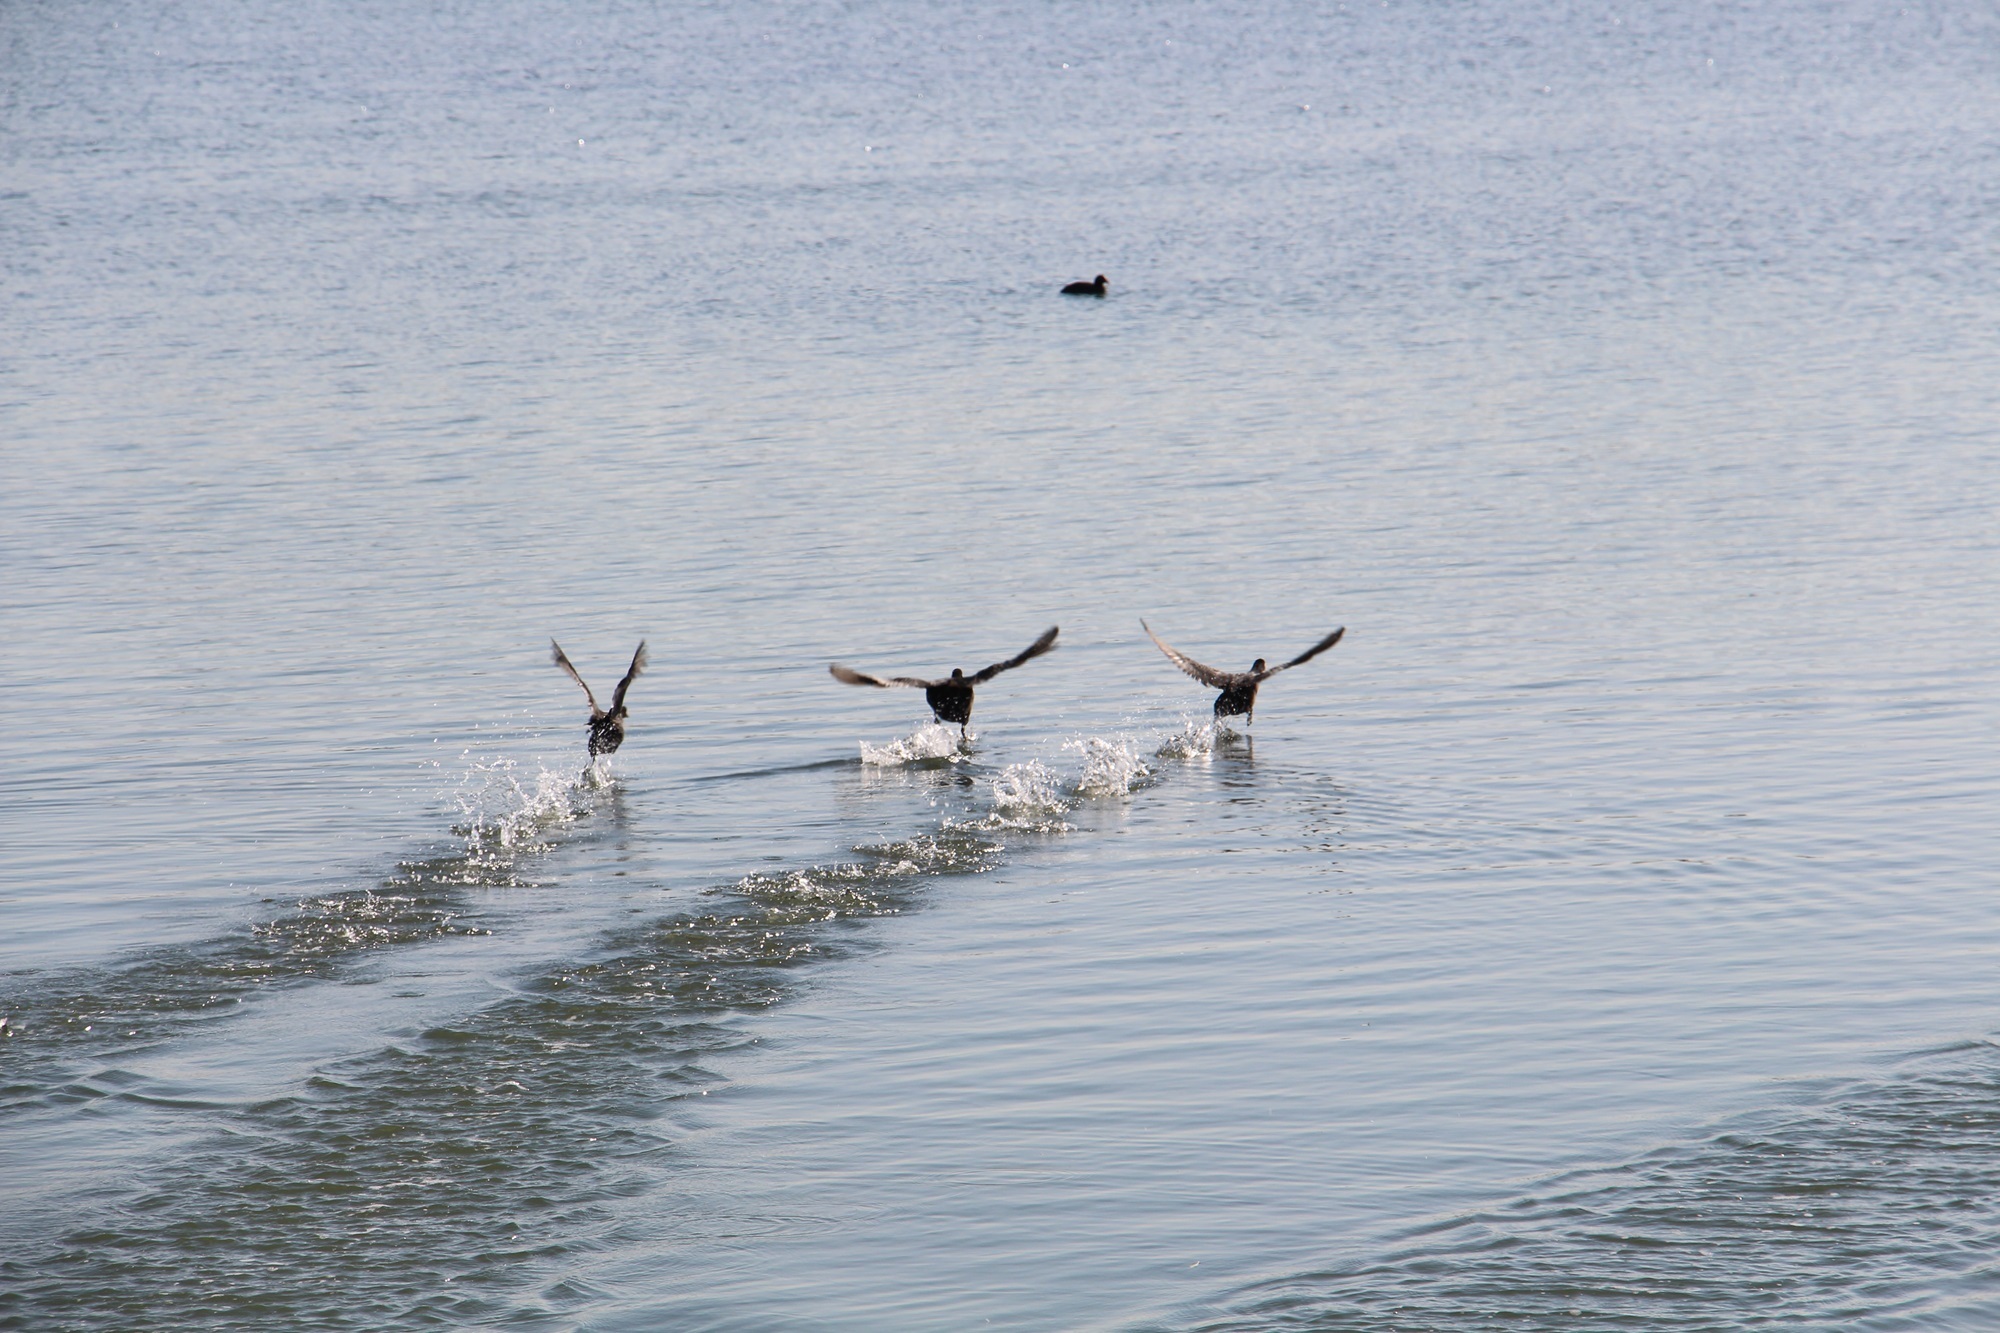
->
[[950, 668, 965, 681], [1251, 658, 1267, 673]]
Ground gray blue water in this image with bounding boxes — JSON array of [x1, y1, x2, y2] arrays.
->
[[6, 0, 2000, 1327]]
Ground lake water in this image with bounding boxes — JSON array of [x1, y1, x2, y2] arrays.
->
[[5, 0, 2000, 1327]]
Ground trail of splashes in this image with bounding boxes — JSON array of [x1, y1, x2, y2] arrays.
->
[[0, 704, 1277, 1323], [728, 827, 1005, 923], [859, 722, 967, 767], [0, 753, 604, 1105], [0, 823, 1007, 1329], [0, 728, 1156, 1314]]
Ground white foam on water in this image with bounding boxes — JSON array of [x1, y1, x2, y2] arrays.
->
[[859, 722, 967, 766]]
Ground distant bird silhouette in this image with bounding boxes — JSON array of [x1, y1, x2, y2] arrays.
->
[[1062, 274, 1108, 297], [1142, 621, 1345, 724], [830, 626, 1059, 737], [551, 639, 648, 756]]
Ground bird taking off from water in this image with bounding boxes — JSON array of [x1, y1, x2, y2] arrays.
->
[[1142, 621, 1345, 725], [1062, 274, 1108, 296], [551, 639, 648, 756], [830, 626, 1060, 737]]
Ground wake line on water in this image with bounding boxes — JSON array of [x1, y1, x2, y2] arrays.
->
[[0, 717, 1189, 1104], [0, 721, 1253, 1327], [0, 712, 1235, 1097], [0, 749, 607, 1100], [0, 729, 1168, 1327], [719, 728, 1166, 904]]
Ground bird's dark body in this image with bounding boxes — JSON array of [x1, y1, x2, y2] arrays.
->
[[551, 639, 648, 762], [587, 713, 628, 756], [1142, 622, 1344, 726], [1214, 677, 1262, 720], [1062, 274, 1108, 297], [829, 627, 1059, 738], [924, 677, 975, 727]]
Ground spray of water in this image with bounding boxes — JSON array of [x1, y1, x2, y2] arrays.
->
[[1154, 716, 1223, 760], [976, 760, 1071, 831], [859, 721, 968, 766], [446, 754, 592, 865], [1067, 736, 1154, 797]]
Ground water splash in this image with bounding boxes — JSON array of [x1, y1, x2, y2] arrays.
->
[[1155, 717, 1223, 760], [975, 760, 1074, 832], [989, 760, 1067, 811], [859, 722, 967, 767], [1067, 736, 1153, 797], [446, 754, 590, 864]]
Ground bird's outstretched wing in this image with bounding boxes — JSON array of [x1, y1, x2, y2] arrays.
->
[[969, 625, 1060, 684], [551, 640, 602, 712], [830, 665, 934, 689], [1141, 621, 1246, 689], [610, 641, 649, 710], [1259, 626, 1346, 679]]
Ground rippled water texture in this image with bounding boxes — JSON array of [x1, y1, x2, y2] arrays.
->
[[5, 0, 2000, 1327]]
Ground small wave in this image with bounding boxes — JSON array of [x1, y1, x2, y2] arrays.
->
[[730, 866, 887, 924], [1186, 1046, 2000, 1331], [253, 887, 487, 957], [859, 722, 967, 767]]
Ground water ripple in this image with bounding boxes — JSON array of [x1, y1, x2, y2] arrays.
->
[[1176, 1045, 2000, 1332]]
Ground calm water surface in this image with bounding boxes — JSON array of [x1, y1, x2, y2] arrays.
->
[[5, 0, 2000, 1327]]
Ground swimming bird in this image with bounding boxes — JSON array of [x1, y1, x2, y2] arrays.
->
[[551, 639, 648, 756], [1141, 621, 1345, 725], [830, 626, 1060, 737], [1062, 274, 1108, 297]]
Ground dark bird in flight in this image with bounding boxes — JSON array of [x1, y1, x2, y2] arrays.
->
[[551, 639, 648, 756], [1142, 621, 1345, 724], [1062, 274, 1108, 297], [830, 626, 1060, 737]]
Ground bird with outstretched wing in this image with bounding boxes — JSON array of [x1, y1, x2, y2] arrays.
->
[[830, 626, 1059, 736], [552, 639, 649, 756], [1142, 621, 1344, 724]]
